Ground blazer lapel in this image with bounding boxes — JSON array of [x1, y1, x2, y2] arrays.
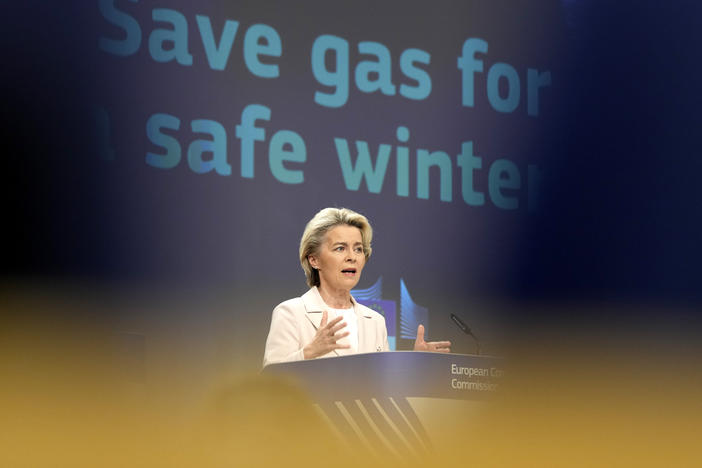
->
[[301, 287, 324, 329]]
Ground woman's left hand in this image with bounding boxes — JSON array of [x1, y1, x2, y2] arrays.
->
[[413, 324, 451, 353]]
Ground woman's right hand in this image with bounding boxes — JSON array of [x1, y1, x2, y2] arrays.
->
[[303, 310, 350, 359]]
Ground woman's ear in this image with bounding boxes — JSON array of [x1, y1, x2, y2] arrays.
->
[[308, 255, 318, 269]]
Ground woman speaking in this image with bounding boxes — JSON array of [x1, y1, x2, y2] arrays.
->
[[263, 207, 450, 366]]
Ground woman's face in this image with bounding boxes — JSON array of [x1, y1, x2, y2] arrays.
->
[[309, 224, 366, 292]]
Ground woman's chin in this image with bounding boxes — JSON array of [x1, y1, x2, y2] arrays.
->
[[338, 276, 361, 290]]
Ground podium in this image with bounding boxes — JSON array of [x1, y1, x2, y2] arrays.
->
[[263, 351, 503, 456]]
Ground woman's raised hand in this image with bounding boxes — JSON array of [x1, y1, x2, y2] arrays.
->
[[413, 324, 451, 353], [303, 310, 351, 359]]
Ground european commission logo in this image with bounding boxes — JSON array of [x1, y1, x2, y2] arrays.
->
[[351, 277, 428, 351]]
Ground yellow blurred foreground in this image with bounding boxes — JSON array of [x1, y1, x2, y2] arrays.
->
[[1, 295, 700, 467]]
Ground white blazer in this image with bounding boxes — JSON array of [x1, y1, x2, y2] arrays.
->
[[263, 287, 390, 367]]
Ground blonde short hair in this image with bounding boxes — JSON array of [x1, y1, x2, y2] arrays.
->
[[299, 208, 373, 288]]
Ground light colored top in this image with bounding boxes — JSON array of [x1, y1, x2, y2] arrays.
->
[[263, 286, 390, 367], [327, 305, 358, 353]]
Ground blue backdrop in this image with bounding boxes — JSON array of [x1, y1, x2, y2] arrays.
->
[[3, 1, 701, 366]]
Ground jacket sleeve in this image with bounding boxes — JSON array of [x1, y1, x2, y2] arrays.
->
[[262, 300, 306, 367]]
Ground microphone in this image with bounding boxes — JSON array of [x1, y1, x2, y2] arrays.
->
[[450, 313, 481, 355]]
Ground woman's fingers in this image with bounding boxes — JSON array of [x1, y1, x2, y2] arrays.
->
[[331, 331, 351, 349], [317, 330, 350, 354], [429, 340, 451, 348], [324, 330, 349, 346], [322, 315, 344, 336], [328, 321, 348, 336], [306, 313, 352, 358], [415, 324, 425, 343], [319, 322, 348, 341], [428, 340, 451, 353], [324, 314, 343, 328], [333, 330, 350, 340], [305, 316, 350, 359]]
